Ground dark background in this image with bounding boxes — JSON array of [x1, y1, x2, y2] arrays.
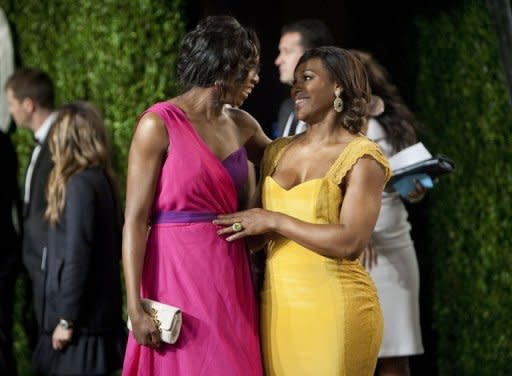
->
[[184, 0, 457, 135]]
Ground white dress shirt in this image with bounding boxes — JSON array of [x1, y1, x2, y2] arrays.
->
[[282, 111, 306, 137], [24, 113, 57, 203]]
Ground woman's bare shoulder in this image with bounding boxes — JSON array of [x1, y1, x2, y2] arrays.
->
[[225, 106, 260, 132]]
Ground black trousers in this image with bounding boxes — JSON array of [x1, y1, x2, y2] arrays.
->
[[0, 269, 18, 376]]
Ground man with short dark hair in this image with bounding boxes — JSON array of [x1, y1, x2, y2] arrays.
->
[[5, 68, 57, 337], [274, 19, 334, 137]]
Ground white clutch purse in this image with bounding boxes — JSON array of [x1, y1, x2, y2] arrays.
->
[[127, 298, 182, 344]]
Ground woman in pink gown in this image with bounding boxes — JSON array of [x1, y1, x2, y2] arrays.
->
[[122, 16, 270, 375]]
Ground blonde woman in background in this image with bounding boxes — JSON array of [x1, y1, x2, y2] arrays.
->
[[32, 101, 125, 375]]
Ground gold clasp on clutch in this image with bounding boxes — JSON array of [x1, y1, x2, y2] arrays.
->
[[149, 308, 162, 332]]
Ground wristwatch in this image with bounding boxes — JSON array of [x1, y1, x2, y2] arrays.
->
[[58, 319, 74, 330]]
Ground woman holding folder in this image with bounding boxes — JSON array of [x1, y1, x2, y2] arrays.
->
[[353, 50, 425, 376]]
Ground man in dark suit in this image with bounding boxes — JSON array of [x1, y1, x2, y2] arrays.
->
[[5, 68, 56, 339], [273, 19, 334, 137]]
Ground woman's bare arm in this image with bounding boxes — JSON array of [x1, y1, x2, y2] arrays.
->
[[123, 112, 167, 346], [215, 157, 386, 260]]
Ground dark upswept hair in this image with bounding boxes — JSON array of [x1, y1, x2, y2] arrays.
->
[[351, 50, 422, 152], [296, 47, 371, 134], [45, 101, 120, 226], [282, 19, 334, 50], [5, 68, 55, 110], [177, 15, 260, 91]]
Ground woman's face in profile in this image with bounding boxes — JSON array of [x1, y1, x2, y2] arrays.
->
[[292, 57, 338, 123], [223, 60, 260, 108]]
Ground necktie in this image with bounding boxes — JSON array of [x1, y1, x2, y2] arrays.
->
[[25, 137, 42, 203]]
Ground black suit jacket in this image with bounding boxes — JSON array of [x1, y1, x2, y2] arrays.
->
[[23, 133, 54, 325], [0, 131, 21, 375], [43, 167, 123, 333], [0, 131, 21, 276], [275, 97, 295, 138]]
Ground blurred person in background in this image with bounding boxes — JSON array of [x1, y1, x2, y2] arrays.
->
[[32, 101, 125, 375], [353, 50, 425, 376], [273, 19, 334, 137], [0, 129, 20, 376], [5, 68, 57, 349], [0, 6, 14, 134], [0, 7, 19, 374]]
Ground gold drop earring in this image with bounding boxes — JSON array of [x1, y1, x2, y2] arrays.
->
[[333, 88, 343, 113]]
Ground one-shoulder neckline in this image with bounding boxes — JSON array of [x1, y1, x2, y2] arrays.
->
[[164, 101, 245, 164], [222, 146, 246, 164], [269, 136, 368, 191]]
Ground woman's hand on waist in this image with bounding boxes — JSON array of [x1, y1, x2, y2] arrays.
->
[[213, 208, 278, 242]]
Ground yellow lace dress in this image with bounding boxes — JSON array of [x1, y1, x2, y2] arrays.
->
[[260, 136, 391, 376]]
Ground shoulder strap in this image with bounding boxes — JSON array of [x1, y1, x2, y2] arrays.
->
[[143, 101, 179, 125], [327, 137, 391, 185], [136, 101, 188, 144], [261, 137, 293, 178]]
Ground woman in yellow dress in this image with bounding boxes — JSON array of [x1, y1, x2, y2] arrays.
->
[[215, 47, 391, 375]]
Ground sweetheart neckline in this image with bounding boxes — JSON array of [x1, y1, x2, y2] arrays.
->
[[266, 176, 324, 192]]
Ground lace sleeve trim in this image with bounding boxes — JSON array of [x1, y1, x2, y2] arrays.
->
[[327, 137, 391, 185]]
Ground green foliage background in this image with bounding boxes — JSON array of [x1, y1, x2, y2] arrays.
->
[[1, 1, 185, 374], [3, 0, 184, 188], [415, 1, 512, 374]]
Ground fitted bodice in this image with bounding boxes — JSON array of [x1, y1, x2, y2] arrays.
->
[[261, 136, 391, 226], [264, 177, 329, 223], [262, 176, 354, 279], [221, 147, 248, 192], [261, 135, 391, 275]]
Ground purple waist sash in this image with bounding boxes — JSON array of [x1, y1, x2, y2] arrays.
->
[[151, 210, 217, 224]]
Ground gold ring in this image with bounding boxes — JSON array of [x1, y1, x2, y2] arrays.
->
[[232, 222, 243, 232]]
